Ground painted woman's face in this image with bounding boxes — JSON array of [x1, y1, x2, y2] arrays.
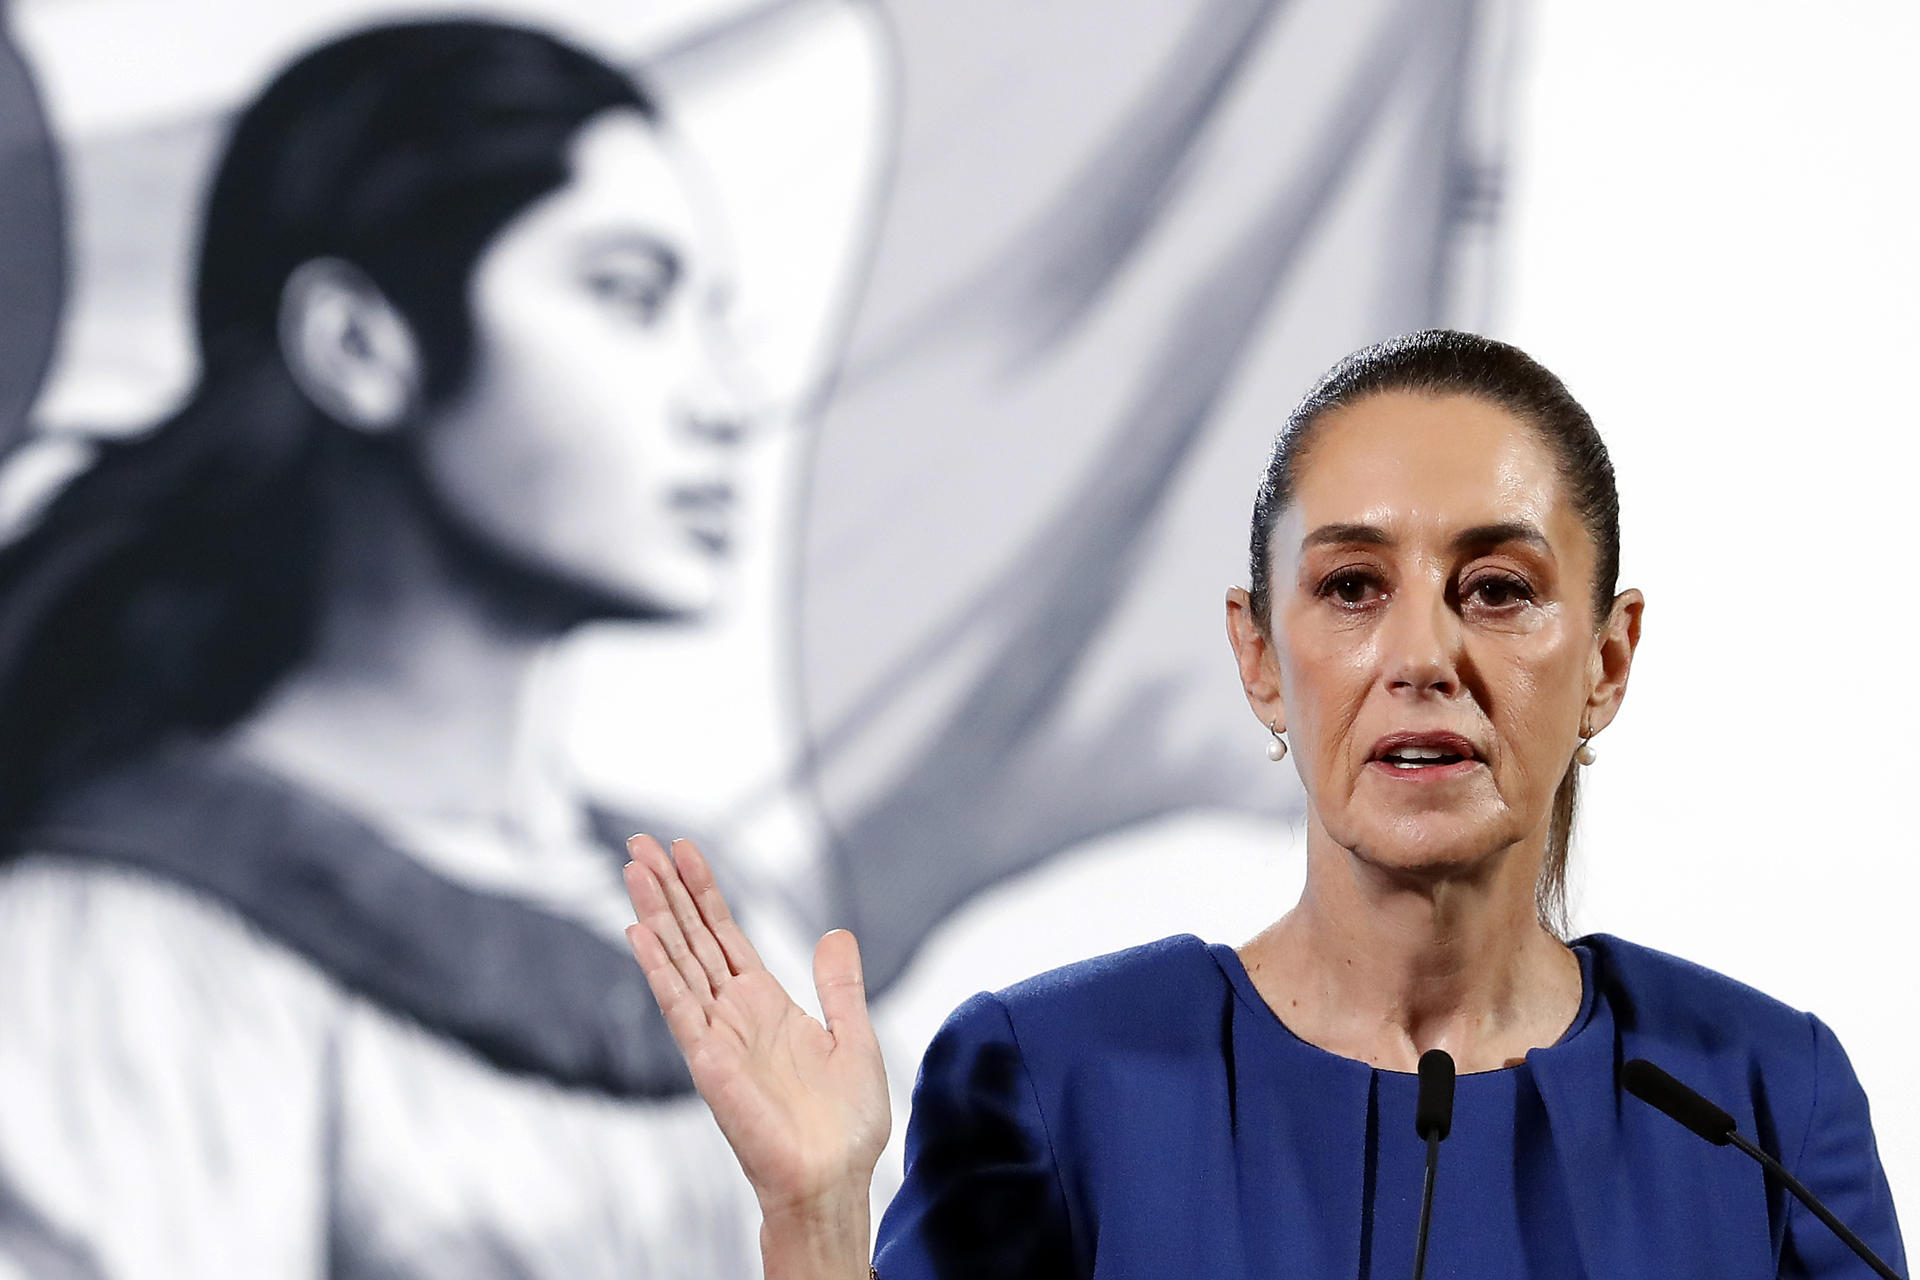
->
[[416, 107, 750, 617]]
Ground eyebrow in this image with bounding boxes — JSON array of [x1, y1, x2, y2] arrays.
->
[[1300, 520, 1551, 554]]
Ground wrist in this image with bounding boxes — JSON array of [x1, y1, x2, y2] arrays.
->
[[758, 1187, 872, 1280]]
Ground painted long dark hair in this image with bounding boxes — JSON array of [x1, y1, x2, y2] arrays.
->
[[0, 20, 653, 834]]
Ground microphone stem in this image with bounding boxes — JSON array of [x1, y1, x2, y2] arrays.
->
[[1411, 1130, 1439, 1280], [1725, 1132, 1905, 1280]]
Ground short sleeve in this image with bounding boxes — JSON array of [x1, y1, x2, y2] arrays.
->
[[872, 992, 1079, 1280], [1778, 1014, 1906, 1279]]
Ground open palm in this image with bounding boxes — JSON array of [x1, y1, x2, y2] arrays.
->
[[623, 835, 890, 1215]]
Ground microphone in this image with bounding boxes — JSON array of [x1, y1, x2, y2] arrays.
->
[[1415, 1047, 1457, 1142], [1410, 1048, 1455, 1280], [1623, 1058, 1905, 1280], [1620, 1058, 1735, 1143]]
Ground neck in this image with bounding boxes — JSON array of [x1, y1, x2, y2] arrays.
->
[[1240, 814, 1580, 1073], [227, 443, 568, 831]]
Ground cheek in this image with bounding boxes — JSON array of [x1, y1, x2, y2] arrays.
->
[[1280, 632, 1377, 771], [412, 355, 680, 590], [1484, 641, 1586, 781], [459, 302, 688, 497]]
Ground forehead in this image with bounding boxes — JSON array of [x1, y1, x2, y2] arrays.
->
[[501, 107, 714, 263], [1288, 391, 1575, 542]]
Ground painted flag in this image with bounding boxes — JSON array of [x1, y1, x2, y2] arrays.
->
[[794, 0, 1518, 991]]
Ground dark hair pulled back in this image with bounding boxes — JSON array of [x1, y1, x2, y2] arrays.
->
[[1248, 330, 1622, 937], [0, 20, 652, 834]]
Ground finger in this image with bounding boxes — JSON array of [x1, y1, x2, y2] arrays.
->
[[658, 839, 734, 993], [621, 834, 669, 920], [626, 922, 711, 1059], [624, 853, 714, 1002], [628, 835, 730, 994], [813, 928, 875, 1050], [670, 837, 766, 976]]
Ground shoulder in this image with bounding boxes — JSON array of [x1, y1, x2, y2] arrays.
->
[[919, 934, 1230, 1095], [990, 933, 1228, 1044], [1580, 933, 1852, 1168], [1580, 934, 1904, 1272], [1581, 931, 1817, 1060], [882, 938, 1225, 1278], [999, 932, 1224, 1004]]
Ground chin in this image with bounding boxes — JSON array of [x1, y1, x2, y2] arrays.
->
[[1342, 810, 1517, 878], [453, 536, 720, 629], [573, 556, 722, 622]]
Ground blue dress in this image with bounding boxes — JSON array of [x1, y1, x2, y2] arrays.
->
[[872, 933, 1904, 1278]]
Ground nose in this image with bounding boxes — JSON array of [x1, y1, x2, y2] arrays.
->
[[1381, 581, 1462, 698], [674, 357, 759, 450], [677, 303, 773, 447]]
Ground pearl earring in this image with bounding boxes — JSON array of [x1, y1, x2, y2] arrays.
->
[[1267, 718, 1289, 763], [1575, 735, 1597, 766]]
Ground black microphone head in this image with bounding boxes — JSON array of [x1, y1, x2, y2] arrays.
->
[[1415, 1048, 1456, 1141], [1622, 1058, 1736, 1146]]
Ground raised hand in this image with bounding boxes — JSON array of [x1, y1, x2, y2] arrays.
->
[[623, 835, 888, 1274]]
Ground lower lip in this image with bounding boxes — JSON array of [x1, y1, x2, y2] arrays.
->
[[685, 524, 730, 555], [677, 504, 734, 552], [1366, 759, 1482, 782]]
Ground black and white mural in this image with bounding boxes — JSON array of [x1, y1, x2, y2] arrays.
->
[[0, 0, 1516, 1273]]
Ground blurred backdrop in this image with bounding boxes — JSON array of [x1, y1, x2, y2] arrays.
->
[[0, 0, 1912, 1274]]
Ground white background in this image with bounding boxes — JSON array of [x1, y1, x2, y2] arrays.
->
[[1506, 0, 1920, 1234]]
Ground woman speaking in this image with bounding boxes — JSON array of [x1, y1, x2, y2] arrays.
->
[[625, 330, 1905, 1278]]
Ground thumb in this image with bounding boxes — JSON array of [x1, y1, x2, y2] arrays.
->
[[813, 928, 873, 1045]]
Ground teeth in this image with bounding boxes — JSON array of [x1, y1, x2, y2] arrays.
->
[[1380, 743, 1471, 769]]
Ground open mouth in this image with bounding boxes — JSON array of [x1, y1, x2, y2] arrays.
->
[[1377, 746, 1470, 770], [1367, 733, 1481, 775], [672, 483, 734, 554]]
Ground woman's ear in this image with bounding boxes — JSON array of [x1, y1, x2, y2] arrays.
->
[[1225, 586, 1286, 732], [1583, 587, 1644, 735], [278, 258, 422, 432]]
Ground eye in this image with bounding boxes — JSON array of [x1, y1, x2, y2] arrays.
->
[[1316, 568, 1385, 608], [584, 265, 675, 325], [577, 239, 684, 328], [1463, 573, 1534, 611]]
